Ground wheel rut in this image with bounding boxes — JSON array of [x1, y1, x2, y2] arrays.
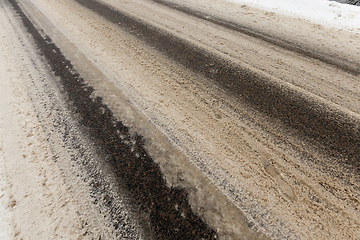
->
[[75, 0, 360, 171], [8, 0, 218, 238]]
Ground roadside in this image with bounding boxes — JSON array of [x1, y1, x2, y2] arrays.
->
[[0, 0, 144, 238]]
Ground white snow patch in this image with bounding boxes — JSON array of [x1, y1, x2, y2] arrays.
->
[[227, 0, 360, 32]]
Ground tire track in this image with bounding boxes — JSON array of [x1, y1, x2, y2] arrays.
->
[[75, 0, 360, 172], [8, 0, 217, 238]]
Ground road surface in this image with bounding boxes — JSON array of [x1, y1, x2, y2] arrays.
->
[[0, 0, 359, 239]]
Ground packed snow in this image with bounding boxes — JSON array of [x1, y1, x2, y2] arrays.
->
[[227, 0, 360, 32]]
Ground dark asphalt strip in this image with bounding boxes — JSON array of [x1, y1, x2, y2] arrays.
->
[[153, 0, 360, 77], [8, 0, 217, 239], [75, 0, 360, 171]]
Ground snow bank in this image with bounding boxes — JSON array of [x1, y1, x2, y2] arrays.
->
[[227, 0, 360, 32]]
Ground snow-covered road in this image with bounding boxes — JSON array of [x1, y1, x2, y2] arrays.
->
[[1, 0, 360, 239]]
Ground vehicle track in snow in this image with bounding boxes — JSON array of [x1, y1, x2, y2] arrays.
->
[[7, 0, 219, 239], [74, 0, 360, 167]]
